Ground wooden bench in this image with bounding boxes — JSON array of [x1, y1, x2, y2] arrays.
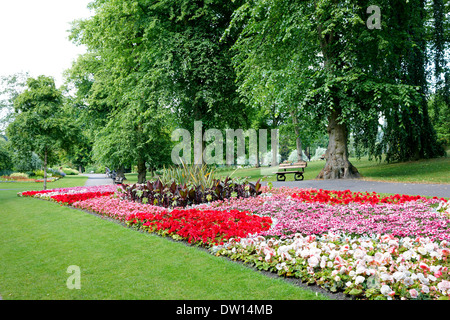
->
[[273, 161, 307, 181], [114, 176, 124, 184], [110, 172, 124, 185]]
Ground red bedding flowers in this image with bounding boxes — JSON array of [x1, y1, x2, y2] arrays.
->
[[50, 192, 115, 205], [126, 208, 272, 246], [290, 189, 437, 205]]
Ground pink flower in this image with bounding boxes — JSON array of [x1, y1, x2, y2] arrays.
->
[[409, 289, 419, 299], [437, 280, 450, 294]]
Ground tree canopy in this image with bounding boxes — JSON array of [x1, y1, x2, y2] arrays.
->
[[4, 0, 446, 181], [6, 76, 80, 188]]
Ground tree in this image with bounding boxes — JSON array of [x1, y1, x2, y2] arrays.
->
[[0, 135, 13, 172], [428, 0, 450, 148], [67, 0, 252, 181], [0, 72, 29, 134], [227, 0, 444, 179], [6, 76, 80, 189]]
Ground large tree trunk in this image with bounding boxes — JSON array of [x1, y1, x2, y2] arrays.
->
[[137, 159, 146, 184], [316, 16, 360, 179], [316, 109, 360, 179], [291, 111, 303, 161]]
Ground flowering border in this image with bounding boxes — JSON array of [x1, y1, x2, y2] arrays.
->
[[17, 185, 450, 300]]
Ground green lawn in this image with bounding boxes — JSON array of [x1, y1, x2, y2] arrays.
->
[[4, 154, 447, 299], [124, 156, 449, 185], [0, 176, 327, 300], [212, 156, 450, 184]]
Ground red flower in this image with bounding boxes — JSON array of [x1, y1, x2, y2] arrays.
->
[[50, 191, 114, 205], [291, 189, 434, 205]]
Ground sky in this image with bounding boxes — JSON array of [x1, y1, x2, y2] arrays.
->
[[0, 0, 93, 88]]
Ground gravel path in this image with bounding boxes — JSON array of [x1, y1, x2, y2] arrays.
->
[[81, 173, 114, 186]]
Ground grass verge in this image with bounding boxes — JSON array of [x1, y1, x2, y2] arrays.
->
[[0, 177, 328, 300], [124, 156, 449, 185], [214, 156, 450, 184]]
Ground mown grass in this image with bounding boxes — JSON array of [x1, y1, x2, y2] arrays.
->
[[213, 156, 450, 184], [125, 156, 449, 185], [0, 176, 327, 300]]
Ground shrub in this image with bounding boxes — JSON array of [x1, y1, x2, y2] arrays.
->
[[10, 172, 29, 179], [62, 168, 79, 175], [159, 161, 217, 188], [34, 169, 45, 177], [122, 176, 262, 208]]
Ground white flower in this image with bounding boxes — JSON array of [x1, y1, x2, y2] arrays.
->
[[355, 266, 366, 275], [353, 249, 365, 260], [320, 260, 326, 269], [403, 277, 414, 287], [334, 275, 341, 282], [421, 285, 430, 294], [428, 274, 437, 282], [380, 272, 393, 282], [308, 256, 319, 268], [355, 276, 365, 285], [380, 285, 395, 297], [437, 280, 450, 294], [418, 246, 427, 255], [416, 273, 430, 285], [393, 271, 406, 282]]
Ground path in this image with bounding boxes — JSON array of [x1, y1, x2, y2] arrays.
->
[[81, 173, 114, 186], [261, 179, 450, 198], [80, 173, 449, 198]]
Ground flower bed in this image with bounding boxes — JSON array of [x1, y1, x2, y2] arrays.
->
[[72, 195, 272, 246], [18, 184, 450, 299], [215, 232, 450, 300], [290, 188, 428, 205]]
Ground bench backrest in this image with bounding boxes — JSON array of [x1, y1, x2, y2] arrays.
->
[[279, 161, 307, 168]]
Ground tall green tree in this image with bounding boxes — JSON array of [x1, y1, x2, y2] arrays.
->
[[6, 76, 80, 189], [68, 0, 252, 181], [0, 72, 29, 134], [227, 0, 444, 179], [429, 0, 450, 147]]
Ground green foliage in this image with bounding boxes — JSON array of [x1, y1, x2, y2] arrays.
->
[[7, 76, 80, 160], [61, 168, 79, 175], [9, 172, 28, 179], [159, 161, 217, 189], [123, 175, 262, 209], [429, 93, 450, 146], [6, 75, 82, 188], [67, 0, 252, 182], [63, 0, 448, 177], [227, 0, 445, 166], [0, 72, 29, 134], [0, 137, 13, 171]]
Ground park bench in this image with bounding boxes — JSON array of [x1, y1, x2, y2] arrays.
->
[[113, 176, 124, 185], [274, 161, 307, 181], [110, 171, 124, 185]]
